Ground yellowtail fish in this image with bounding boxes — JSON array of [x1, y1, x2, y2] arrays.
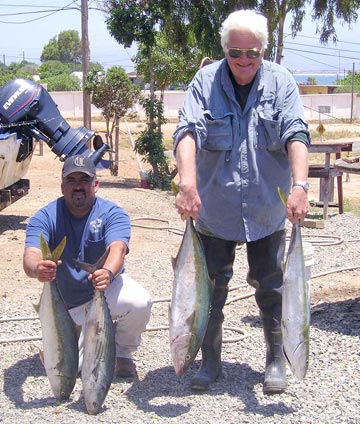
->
[[169, 218, 214, 375], [73, 249, 116, 415], [35, 234, 79, 401]]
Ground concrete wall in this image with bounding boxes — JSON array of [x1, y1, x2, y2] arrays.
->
[[50, 90, 360, 122]]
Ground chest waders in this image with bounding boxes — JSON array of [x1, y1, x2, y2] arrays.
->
[[192, 230, 287, 394], [191, 234, 236, 390], [247, 229, 287, 394]]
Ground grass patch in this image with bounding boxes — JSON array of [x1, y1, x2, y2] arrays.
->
[[310, 129, 359, 142], [343, 197, 360, 217]]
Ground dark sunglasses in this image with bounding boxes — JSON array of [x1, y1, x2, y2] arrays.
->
[[227, 48, 261, 59]]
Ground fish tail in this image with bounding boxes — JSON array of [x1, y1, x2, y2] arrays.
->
[[73, 248, 110, 274]]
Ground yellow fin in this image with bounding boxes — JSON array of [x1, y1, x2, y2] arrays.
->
[[75, 324, 82, 340], [40, 233, 67, 261], [39, 350, 45, 366], [52, 236, 67, 262], [171, 179, 179, 197], [40, 233, 52, 260], [277, 186, 288, 208]]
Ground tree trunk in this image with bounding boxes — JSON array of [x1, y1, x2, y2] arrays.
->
[[275, 14, 286, 64]]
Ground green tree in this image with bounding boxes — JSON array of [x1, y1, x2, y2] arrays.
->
[[306, 76, 317, 85], [0, 71, 17, 87], [45, 74, 81, 91], [58, 30, 82, 63], [135, 97, 175, 190], [38, 61, 72, 79], [159, 1, 360, 63], [0, 60, 38, 84], [335, 71, 360, 93], [103, 0, 174, 188], [84, 66, 141, 175], [135, 31, 203, 97], [40, 30, 82, 64], [40, 36, 60, 62]]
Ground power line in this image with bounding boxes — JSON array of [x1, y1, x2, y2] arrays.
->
[[285, 40, 360, 55], [284, 32, 360, 46], [0, 8, 78, 17], [284, 47, 360, 61], [0, 0, 79, 24], [283, 50, 340, 70]]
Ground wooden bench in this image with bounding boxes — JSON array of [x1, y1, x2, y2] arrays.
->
[[308, 164, 343, 219], [308, 141, 354, 220]]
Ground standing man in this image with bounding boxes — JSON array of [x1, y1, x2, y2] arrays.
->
[[23, 155, 152, 378], [173, 9, 310, 394]]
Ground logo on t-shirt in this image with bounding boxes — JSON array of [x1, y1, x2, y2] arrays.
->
[[90, 218, 102, 233]]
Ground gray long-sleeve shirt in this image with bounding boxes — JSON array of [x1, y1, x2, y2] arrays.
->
[[173, 59, 311, 242]]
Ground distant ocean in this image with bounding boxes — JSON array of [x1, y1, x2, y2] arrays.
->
[[292, 73, 339, 85]]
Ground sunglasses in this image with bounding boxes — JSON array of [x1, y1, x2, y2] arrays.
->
[[227, 48, 261, 59]]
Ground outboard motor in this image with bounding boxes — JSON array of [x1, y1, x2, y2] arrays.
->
[[0, 78, 109, 165]]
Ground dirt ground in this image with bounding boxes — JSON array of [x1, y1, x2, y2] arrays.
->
[[0, 119, 359, 307]]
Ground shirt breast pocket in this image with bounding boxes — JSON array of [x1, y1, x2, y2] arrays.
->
[[84, 237, 106, 264], [257, 113, 281, 151], [202, 112, 234, 151]]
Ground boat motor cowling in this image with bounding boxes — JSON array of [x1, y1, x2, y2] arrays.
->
[[0, 78, 109, 165]]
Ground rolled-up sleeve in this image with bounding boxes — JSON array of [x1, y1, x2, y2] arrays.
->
[[173, 73, 208, 153], [279, 75, 311, 149]]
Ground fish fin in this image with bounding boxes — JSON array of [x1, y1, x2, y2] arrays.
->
[[75, 324, 82, 340], [282, 346, 291, 366], [40, 233, 67, 262], [40, 233, 52, 260], [185, 311, 196, 327], [171, 179, 179, 196], [39, 349, 45, 366], [51, 236, 67, 262], [277, 186, 288, 208], [73, 258, 95, 273], [32, 301, 39, 314], [73, 247, 110, 273]]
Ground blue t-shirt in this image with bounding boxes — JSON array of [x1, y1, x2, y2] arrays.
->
[[25, 196, 130, 309]]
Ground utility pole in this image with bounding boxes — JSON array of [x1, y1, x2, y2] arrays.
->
[[350, 63, 355, 123], [81, 0, 91, 130]]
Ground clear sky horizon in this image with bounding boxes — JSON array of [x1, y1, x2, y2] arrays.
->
[[0, 1, 359, 76]]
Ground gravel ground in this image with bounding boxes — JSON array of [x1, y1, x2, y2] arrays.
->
[[0, 150, 359, 424]]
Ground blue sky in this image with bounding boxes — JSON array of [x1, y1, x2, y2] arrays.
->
[[0, 0, 359, 75]]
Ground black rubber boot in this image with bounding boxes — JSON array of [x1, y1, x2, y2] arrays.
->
[[190, 314, 223, 391], [246, 230, 287, 395], [262, 313, 287, 394], [191, 234, 236, 391]]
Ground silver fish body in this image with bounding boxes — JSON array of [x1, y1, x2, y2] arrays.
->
[[169, 218, 214, 375], [81, 289, 116, 415], [35, 282, 79, 400], [281, 221, 310, 380], [73, 250, 116, 415]]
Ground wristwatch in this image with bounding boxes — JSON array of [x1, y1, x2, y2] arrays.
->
[[103, 267, 115, 284], [292, 181, 310, 192]]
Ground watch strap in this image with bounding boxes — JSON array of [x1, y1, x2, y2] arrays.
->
[[292, 181, 310, 191], [103, 267, 115, 283]]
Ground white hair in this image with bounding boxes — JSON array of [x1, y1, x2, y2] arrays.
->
[[220, 10, 269, 51]]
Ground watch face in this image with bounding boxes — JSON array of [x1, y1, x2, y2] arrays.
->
[[293, 182, 309, 191]]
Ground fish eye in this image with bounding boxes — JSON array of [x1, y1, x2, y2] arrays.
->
[[185, 354, 191, 361]]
